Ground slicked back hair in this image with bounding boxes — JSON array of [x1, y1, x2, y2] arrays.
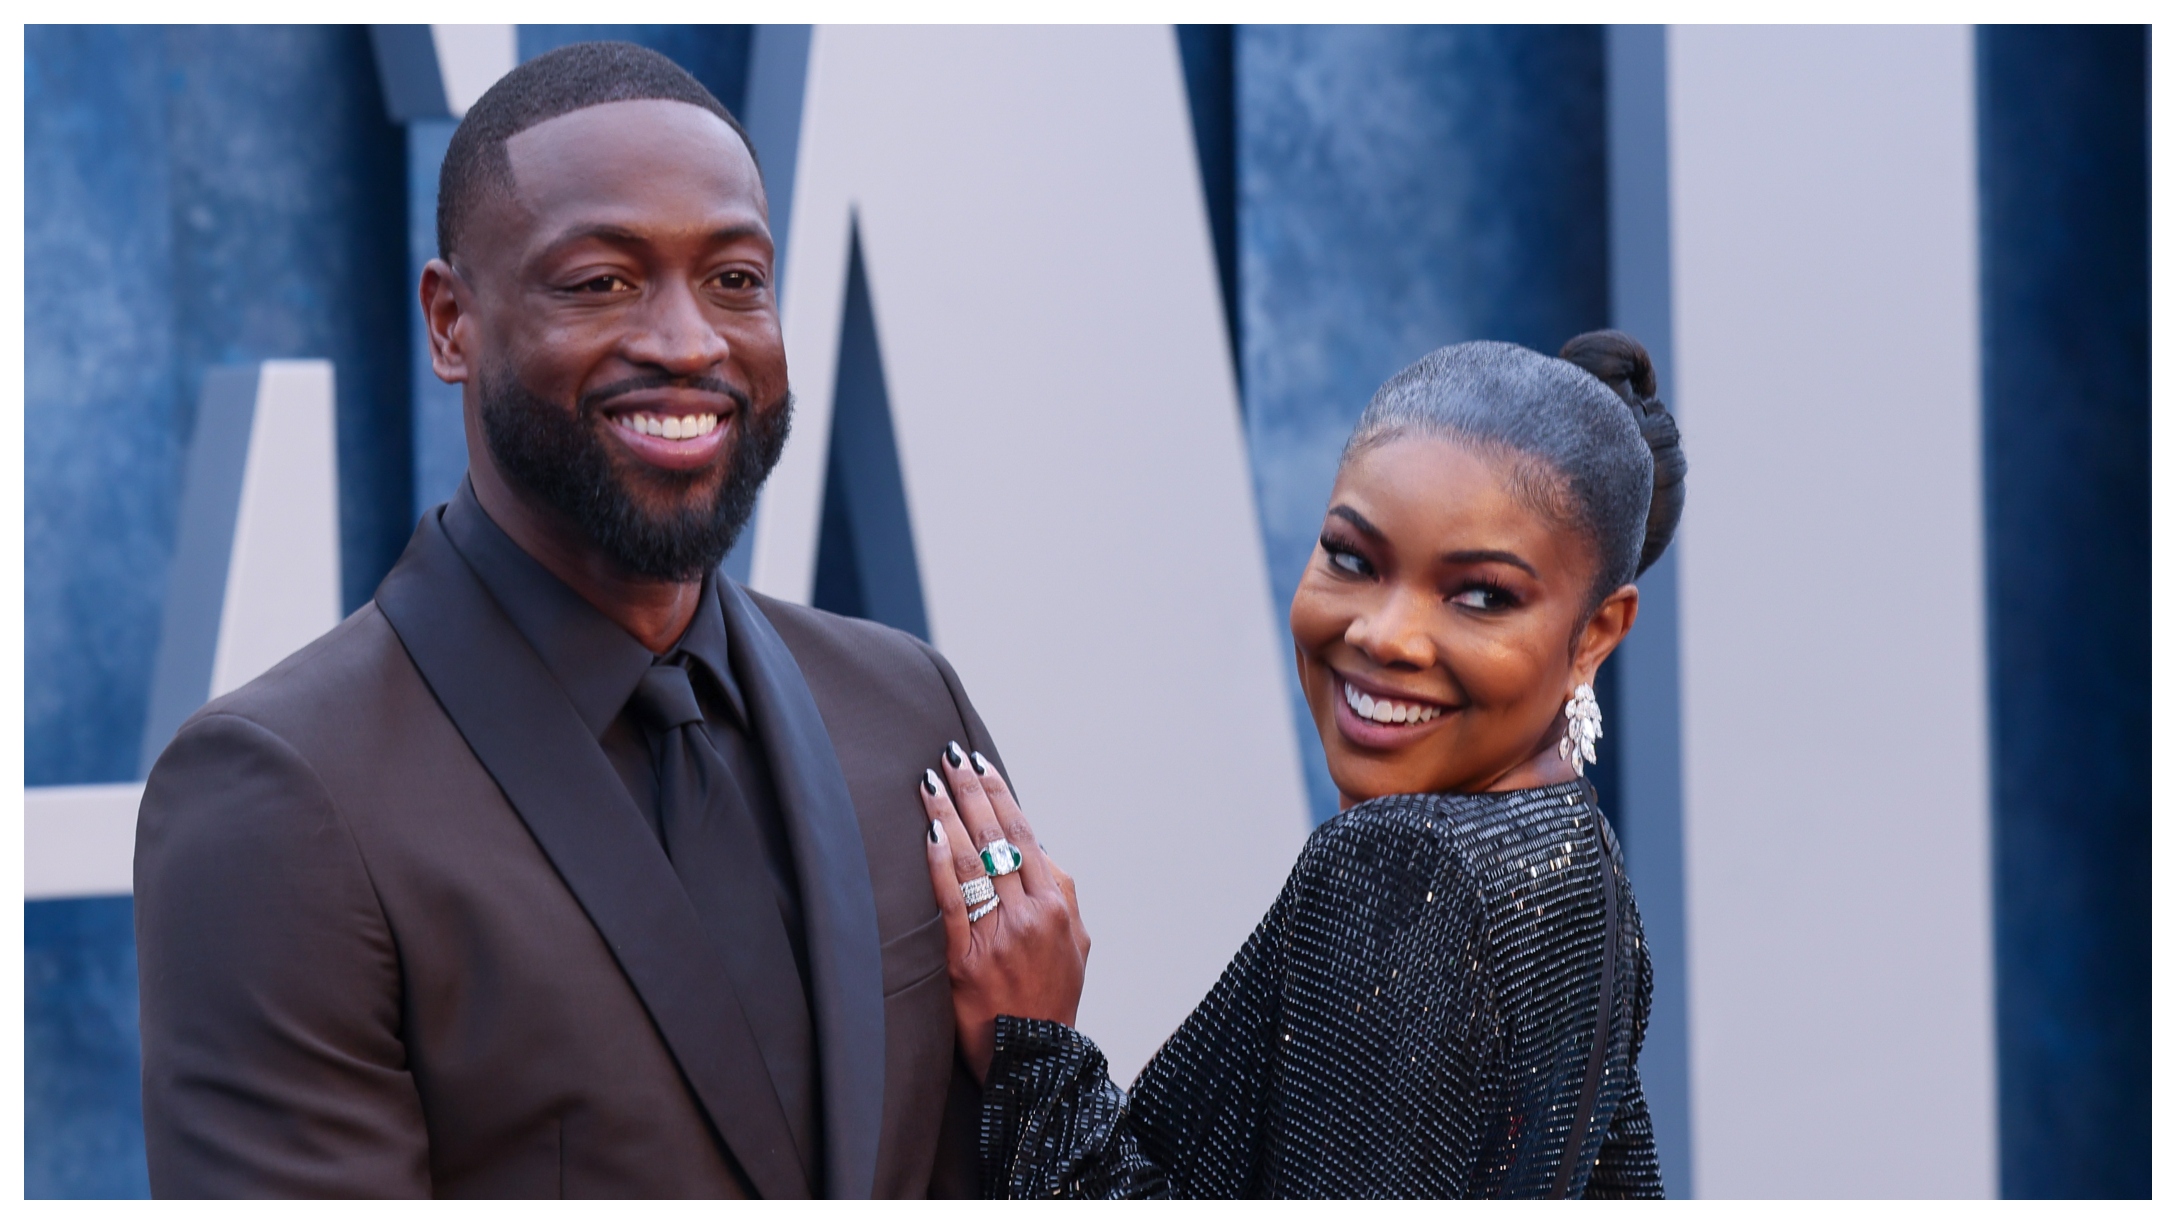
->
[[436, 40, 758, 264], [1342, 339, 1678, 612]]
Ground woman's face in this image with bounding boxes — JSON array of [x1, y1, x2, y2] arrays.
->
[[1290, 435, 1638, 806]]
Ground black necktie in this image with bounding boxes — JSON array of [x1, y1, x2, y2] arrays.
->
[[627, 660, 821, 1190]]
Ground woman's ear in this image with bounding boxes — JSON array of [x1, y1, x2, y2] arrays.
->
[[1571, 584, 1640, 685]]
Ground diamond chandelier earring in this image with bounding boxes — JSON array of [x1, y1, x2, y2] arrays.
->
[[1559, 683, 1602, 776]]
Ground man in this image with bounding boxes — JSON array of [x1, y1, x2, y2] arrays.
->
[[136, 43, 990, 1197]]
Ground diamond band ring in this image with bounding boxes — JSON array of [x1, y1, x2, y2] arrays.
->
[[980, 837, 1024, 877], [968, 896, 1001, 923], [959, 875, 996, 908]]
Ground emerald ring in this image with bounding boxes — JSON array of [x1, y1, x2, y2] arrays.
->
[[980, 837, 1024, 877]]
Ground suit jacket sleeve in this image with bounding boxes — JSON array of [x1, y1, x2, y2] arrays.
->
[[136, 712, 430, 1197]]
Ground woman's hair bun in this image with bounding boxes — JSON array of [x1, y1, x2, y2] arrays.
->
[[1559, 329, 1686, 575]]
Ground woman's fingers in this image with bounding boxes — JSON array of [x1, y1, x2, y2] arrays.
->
[[956, 748, 1091, 980], [940, 743, 1029, 903], [920, 767, 994, 931], [916, 776, 974, 962], [1043, 853, 1091, 963], [966, 751, 1061, 899]]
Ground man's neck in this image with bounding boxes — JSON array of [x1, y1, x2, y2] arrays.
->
[[469, 464, 701, 656]]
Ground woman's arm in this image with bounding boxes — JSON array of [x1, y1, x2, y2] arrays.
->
[[920, 749, 1284, 1197]]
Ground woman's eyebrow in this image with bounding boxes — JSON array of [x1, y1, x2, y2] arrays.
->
[[1443, 548, 1540, 577], [1327, 505, 1382, 538]]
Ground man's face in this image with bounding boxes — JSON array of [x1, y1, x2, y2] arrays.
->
[[450, 98, 790, 579]]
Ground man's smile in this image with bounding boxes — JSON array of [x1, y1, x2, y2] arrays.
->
[[600, 390, 736, 471]]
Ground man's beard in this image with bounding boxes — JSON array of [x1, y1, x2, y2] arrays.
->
[[478, 366, 792, 582]]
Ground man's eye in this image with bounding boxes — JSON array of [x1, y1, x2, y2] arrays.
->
[[573, 275, 630, 293], [716, 270, 764, 291]]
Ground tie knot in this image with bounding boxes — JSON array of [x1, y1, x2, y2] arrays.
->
[[628, 662, 705, 733]]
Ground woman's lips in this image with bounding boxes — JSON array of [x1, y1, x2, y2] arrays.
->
[[605, 408, 732, 471], [1329, 670, 1456, 750]]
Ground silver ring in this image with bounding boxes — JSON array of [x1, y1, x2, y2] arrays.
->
[[968, 895, 1001, 923], [959, 875, 996, 908], [980, 838, 1024, 877]]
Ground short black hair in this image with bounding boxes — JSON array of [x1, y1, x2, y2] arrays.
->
[[436, 40, 757, 264]]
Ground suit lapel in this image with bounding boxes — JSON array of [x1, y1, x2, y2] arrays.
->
[[718, 578, 887, 1201], [375, 512, 810, 1199]]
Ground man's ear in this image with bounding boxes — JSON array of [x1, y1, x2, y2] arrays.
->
[[1572, 584, 1640, 685], [421, 258, 473, 385]]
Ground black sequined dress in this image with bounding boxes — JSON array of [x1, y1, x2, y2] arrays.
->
[[980, 781, 1663, 1198]]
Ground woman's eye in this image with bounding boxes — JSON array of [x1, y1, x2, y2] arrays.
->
[[1326, 548, 1371, 578], [1450, 585, 1514, 610]]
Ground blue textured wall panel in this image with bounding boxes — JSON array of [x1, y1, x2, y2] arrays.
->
[[1977, 25, 2150, 1200], [25, 899, 150, 1199], [25, 26, 181, 789], [161, 26, 412, 614], [1236, 25, 1611, 821]]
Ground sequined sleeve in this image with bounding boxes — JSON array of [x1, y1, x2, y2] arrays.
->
[[980, 882, 1298, 1198]]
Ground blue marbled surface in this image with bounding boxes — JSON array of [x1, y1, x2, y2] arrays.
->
[[1236, 25, 1610, 820], [25, 898, 149, 1198], [159, 26, 414, 614], [25, 26, 180, 791], [1977, 24, 2149, 1200], [27, 25, 411, 796]]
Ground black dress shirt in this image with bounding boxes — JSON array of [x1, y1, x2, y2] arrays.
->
[[439, 481, 813, 1002]]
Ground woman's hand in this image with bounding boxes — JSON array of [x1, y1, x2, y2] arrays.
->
[[920, 742, 1090, 1083]]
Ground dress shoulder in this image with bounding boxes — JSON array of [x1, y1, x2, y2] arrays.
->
[[1289, 790, 1516, 924]]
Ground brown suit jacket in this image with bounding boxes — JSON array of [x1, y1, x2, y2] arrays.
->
[[134, 505, 989, 1197]]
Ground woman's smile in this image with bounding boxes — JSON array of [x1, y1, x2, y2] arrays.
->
[[1330, 668, 1457, 750]]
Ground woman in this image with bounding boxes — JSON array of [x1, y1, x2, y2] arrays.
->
[[916, 331, 1685, 1198]]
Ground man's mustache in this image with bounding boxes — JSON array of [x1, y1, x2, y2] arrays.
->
[[580, 376, 752, 418]]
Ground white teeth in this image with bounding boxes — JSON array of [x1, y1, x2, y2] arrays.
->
[[1343, 682, 1445, 727], [624, 413, 718, 441]]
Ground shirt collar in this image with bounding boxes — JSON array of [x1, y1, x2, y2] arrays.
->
[[671, 574, 749, 729], [439, 480, 746, 736]]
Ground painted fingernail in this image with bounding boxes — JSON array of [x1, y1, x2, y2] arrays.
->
[[922, 768, 940, 796], [945, 741, 964, 768], [971, 751, 992, 776], [929, 820, 944, 845]]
